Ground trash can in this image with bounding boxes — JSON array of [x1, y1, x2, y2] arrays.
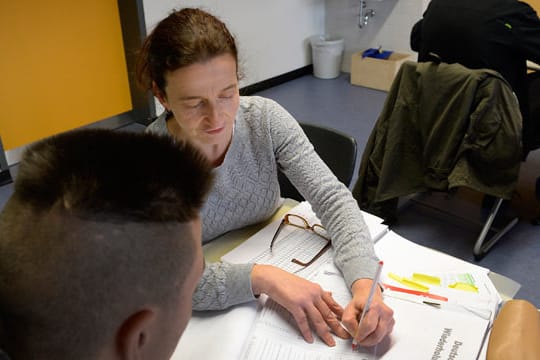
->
[[310, 35, 344, 79]]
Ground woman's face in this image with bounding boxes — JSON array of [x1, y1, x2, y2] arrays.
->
[[157, 54, 240, 155]]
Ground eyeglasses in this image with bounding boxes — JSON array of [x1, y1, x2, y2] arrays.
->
[[270, 214, 332, 267]]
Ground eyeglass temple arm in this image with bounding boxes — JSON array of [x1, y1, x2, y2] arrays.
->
[[291, 240, 332, 267], [270, 218, 287, 252]]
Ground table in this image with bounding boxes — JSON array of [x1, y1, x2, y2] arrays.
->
[[172, 199, 521, 359], [202, 198, 520, 299]]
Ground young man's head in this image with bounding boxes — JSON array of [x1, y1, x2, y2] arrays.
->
[[0, 129, 213, 359]]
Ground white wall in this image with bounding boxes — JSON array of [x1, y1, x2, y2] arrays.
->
[[326, 0, 428, 72], [142, 0, 325, 87], [141, 0, 430, 83]]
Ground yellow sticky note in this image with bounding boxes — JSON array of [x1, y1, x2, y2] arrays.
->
[[412, 273, 441, 286], [388, 272, 429, 292], [401, 278, 430, 292], [388, 272, 403, 282], [449, 282, 478, 293]]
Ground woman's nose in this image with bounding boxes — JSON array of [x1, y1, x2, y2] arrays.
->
[[204, 102, 220, 124]]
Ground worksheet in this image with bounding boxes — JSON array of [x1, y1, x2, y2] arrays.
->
[[375, 231, 502, 323], [239, 262, 491, 360], [222, 203, 498, 359], [221, 201, 388, 279], [240, 268, 377, 360]]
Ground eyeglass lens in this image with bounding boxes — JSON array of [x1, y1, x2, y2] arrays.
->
[[276, 214, 331, 267], [285, 214, 329, 240]]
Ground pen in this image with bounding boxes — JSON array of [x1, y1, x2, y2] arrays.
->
[[339, 321, 355, 338], [352, 260, 384, 350]]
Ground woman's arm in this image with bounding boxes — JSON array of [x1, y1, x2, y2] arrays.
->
[[266, 97, 395, 345], [192, 262, 255, 310]]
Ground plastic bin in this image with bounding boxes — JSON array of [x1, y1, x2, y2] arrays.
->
[[310, 35, 344, 79]]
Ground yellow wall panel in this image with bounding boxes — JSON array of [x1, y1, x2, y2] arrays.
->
[[529, 0, 540, 12], [0, 0, 132, 150]]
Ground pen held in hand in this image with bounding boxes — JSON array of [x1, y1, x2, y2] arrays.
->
[[352, 260, 384, 350]]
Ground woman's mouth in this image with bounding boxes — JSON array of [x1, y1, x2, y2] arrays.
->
[[205, 126, 225, 135]]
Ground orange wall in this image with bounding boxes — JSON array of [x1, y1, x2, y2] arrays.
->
[[0, 0, 132, 150], [529, 0, 540, 12]]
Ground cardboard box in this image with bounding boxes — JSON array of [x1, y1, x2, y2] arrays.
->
[[351, 51, 414, 91]]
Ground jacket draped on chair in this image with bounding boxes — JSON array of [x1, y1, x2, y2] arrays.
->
[[353, 61, 522, 221]]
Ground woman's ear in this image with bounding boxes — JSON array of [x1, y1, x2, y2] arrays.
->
[[152, 82, 169, 111], [116, 308, 157, 359]]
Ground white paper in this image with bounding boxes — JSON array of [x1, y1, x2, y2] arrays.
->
[[239, 262, 491, 360], [221, 201, 388, 279], [374, 231, 490, 273], [171, 303, 258, 360], [176, 204, 503, 360], [375, 231, 502, 323], [240, 263, 377, 360]]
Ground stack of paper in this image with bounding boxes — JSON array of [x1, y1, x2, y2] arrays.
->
[[240, 260, 493, 360], [222, 202, 500, 360], [221, 201, 388, 279], [174, 201, 505, 360]]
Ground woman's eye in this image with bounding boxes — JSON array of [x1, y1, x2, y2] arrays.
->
[[219, 92, 234, 100], [185, 101, 203, 108]]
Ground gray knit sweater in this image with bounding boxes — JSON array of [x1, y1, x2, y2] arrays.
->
[[147, 96, 378, 310]]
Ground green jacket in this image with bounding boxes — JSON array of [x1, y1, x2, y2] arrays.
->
[[353, 61, 522, 221]]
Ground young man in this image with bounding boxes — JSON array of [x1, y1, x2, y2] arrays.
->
[[0, 129, 213, 359]]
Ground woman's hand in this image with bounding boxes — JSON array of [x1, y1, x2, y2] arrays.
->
[[251, 264, 350, 346], [341, 278, 395, 347]]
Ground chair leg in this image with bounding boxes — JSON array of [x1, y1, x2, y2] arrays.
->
[[534, 177, 540, 225], [473, 198, 519, 260]]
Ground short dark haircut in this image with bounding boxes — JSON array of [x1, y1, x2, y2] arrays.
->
[[0, 129, 213, 359]]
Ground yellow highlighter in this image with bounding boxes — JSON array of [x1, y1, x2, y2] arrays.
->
[[412, 272, 441, 286], [388, 272, 430, 292]]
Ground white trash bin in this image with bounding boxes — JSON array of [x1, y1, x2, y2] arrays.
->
[[310, 35, 344, 79]]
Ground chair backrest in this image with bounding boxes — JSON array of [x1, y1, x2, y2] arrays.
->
[[353, 61, 522, 220], [278, 123, 357, 201], [0, 136, 12, 186]]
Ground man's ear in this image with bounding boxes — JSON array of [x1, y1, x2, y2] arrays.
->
[[117, 309, 156, 359], [152, 82, 169, 110]]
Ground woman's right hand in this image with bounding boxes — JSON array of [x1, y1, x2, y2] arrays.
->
[[251, 264, 350, 346]]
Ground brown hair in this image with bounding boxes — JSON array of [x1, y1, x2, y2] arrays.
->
[[136, 8, 239, 93]]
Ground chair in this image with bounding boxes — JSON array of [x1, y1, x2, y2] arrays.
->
[[278, 123, 357, 201], [0, 136, 12, 186], [353, 61, 522, 259], [526, 70, 540, 224]]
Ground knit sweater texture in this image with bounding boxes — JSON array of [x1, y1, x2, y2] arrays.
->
[[147, 96, 378, 310]]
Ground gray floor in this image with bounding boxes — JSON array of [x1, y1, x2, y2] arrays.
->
[[1, 72, 538, 306]]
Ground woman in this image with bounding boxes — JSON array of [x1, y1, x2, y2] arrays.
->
[[137, 8, 394, 347]]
